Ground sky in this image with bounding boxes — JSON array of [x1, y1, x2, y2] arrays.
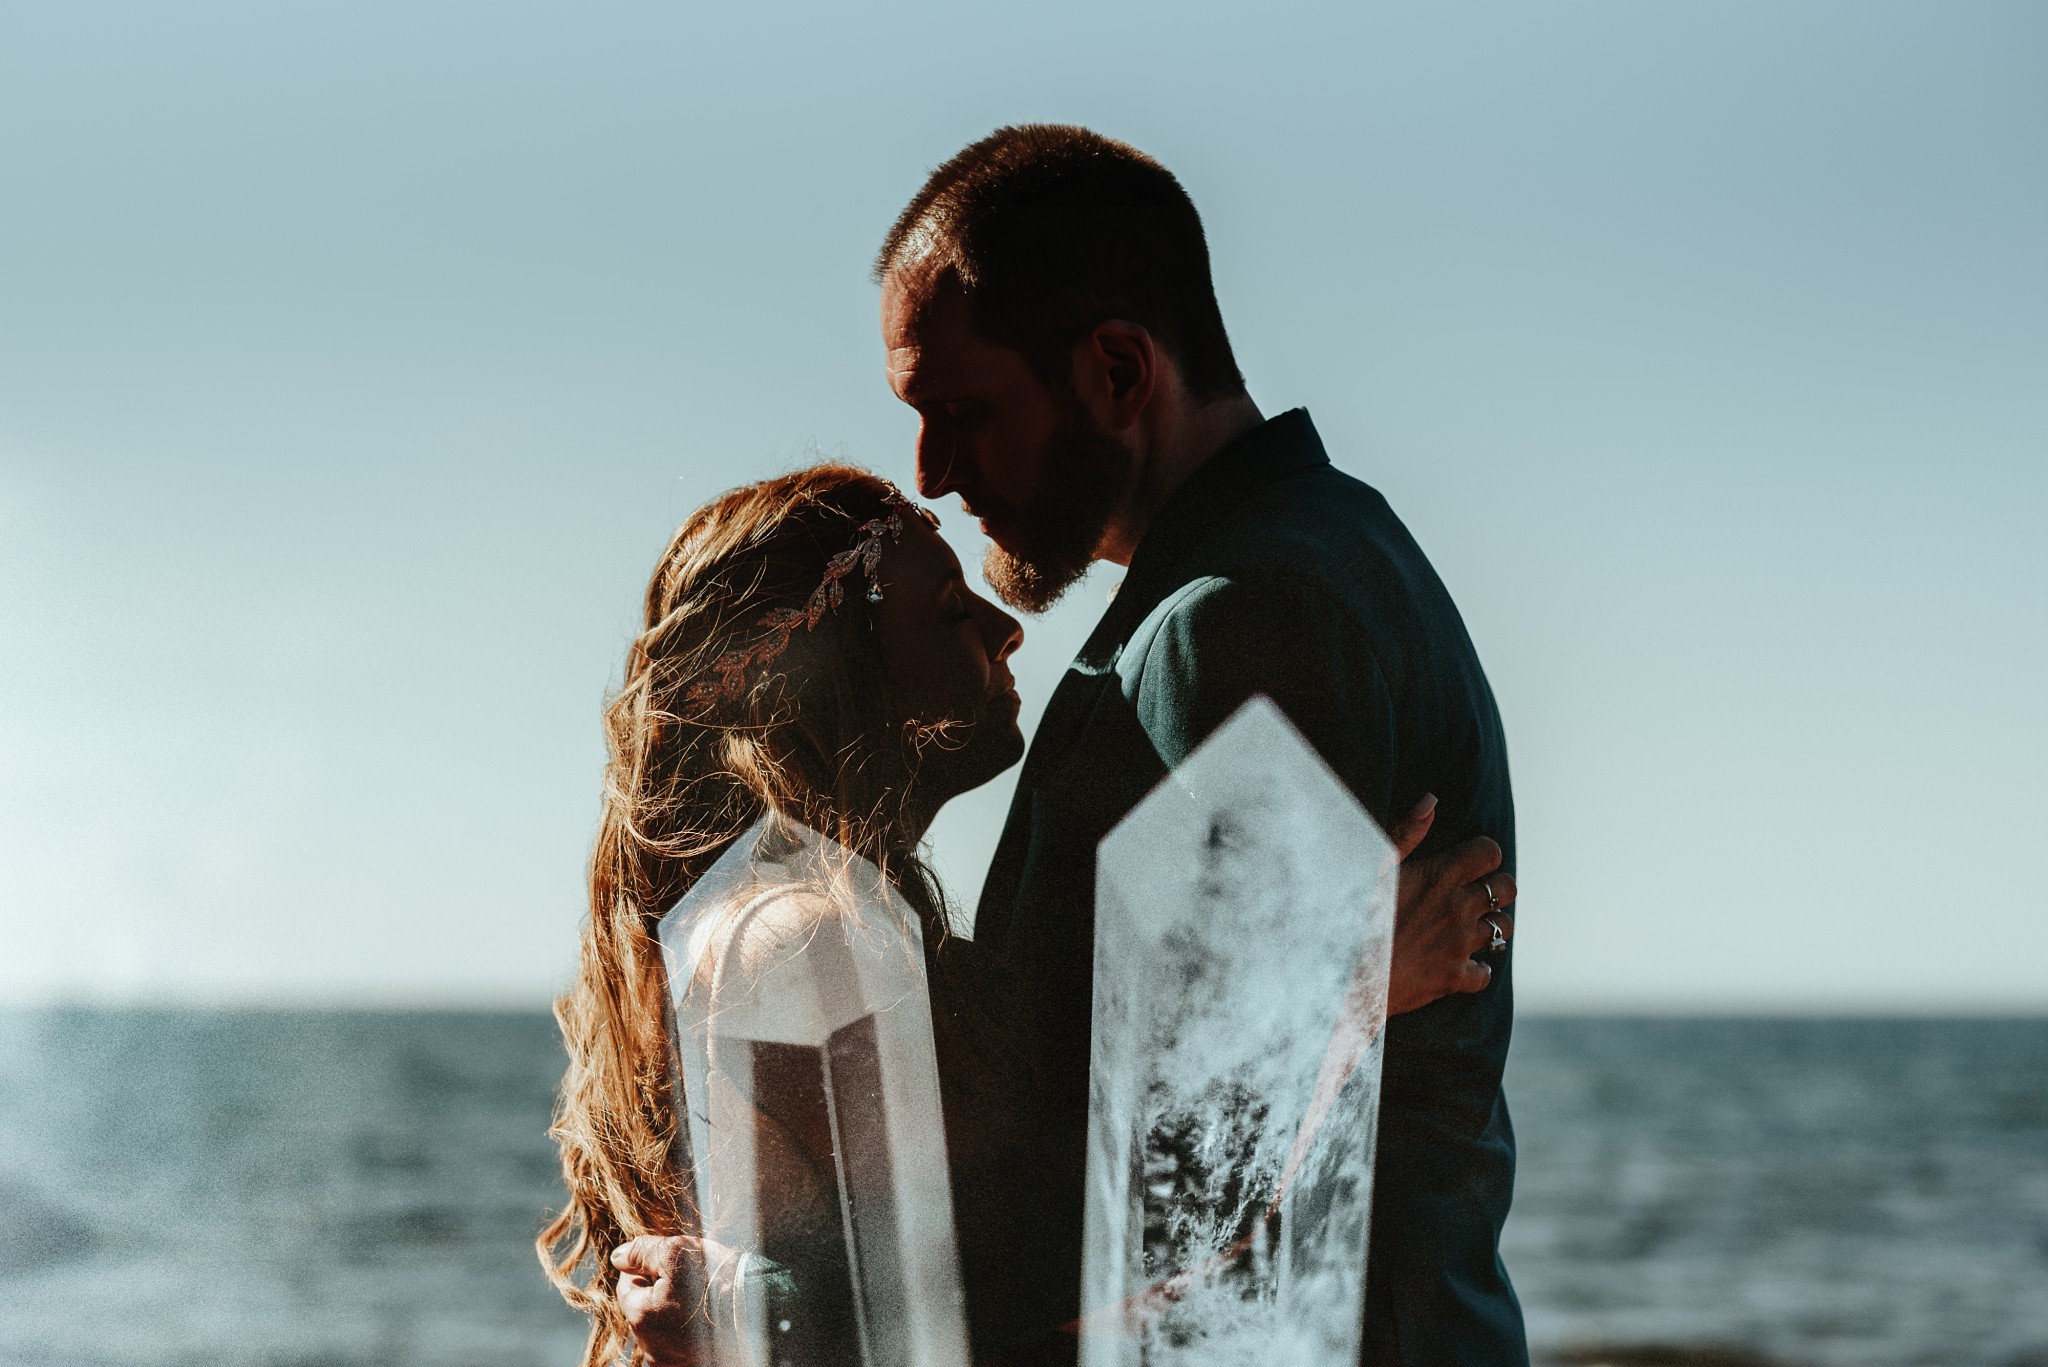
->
[[2, 1, 2042, 1012]]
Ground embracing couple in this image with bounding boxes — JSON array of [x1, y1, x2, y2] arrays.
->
[[538, 125, 1526, 1367]]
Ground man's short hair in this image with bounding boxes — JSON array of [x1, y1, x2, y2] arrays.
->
[[876, 125, 1245, 402]]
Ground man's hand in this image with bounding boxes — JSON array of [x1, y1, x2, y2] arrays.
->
[[1386, 794, 1517, 1017], [610, 1234, 738, 1367]]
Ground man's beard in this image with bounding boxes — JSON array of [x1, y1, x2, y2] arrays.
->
[[981, 401, 1132, 614]]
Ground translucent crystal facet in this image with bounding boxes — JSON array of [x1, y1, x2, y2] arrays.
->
[[1081, 697, 1398, 1366], [657, 816, 969, 1367]]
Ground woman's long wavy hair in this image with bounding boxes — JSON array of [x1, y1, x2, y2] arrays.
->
[[537, 464, 950, 1367]]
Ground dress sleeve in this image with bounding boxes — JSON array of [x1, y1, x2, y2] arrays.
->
[[686, 892, 861, 1353]]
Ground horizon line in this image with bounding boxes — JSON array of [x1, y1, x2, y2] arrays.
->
[[2, 991, 2043, 1020]]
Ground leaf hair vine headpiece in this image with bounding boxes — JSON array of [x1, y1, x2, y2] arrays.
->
[[687, 487, 937, 706]]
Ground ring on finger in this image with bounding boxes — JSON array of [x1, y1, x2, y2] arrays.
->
[[1481, 879, 1500, 912], [1485, 917, 1507, 953]]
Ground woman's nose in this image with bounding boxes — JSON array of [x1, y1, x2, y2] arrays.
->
[[982, 599, 1023, 662]]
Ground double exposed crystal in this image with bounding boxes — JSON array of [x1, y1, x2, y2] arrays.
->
[[657, 816, 969, 1367], [1081, 697, 1398, 1366]]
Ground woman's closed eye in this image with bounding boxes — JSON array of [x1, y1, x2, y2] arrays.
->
[[938, 571, 976, 623]]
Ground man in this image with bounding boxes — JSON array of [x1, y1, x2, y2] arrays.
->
[[621, 125, 1524, 1365]]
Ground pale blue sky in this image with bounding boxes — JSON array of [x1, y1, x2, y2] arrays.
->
[[3, 1, 2042, 1010]]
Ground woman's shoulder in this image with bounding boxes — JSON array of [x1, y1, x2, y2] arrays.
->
[[686, 882, 842, 989]]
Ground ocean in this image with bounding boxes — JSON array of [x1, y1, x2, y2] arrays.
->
[[1, 1011, 2042, 1367]]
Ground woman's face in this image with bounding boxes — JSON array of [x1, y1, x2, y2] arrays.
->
[[871, 517, 1027, 800]]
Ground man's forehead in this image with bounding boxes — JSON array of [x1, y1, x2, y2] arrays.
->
[[884, 263, 969, 335], [883, 242, 954, 310], [883, 268, 974, 392]]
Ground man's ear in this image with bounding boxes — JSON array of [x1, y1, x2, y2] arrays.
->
[[1069, 320, 1157, 435]]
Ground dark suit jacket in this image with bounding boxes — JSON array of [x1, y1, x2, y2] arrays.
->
[[969, 409, 1527, 1366]]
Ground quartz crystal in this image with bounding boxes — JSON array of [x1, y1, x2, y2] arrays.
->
[[658, 816, 969, 1367], [1081, 697, 1397, 1366]]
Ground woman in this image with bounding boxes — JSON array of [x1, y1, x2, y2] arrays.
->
[[538, 465, 1514, 1367]]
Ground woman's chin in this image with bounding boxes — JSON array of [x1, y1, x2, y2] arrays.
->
[[975, 728, 1029, 788], [927, 727, 1027, 808]]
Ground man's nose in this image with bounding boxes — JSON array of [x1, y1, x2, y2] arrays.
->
[[914, 420, 963, 500]]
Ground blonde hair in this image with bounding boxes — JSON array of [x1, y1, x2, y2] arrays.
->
[[537, 465, 949, 1366]]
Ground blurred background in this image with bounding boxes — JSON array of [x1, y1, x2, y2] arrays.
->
[[2, 2, 2043, 1364]]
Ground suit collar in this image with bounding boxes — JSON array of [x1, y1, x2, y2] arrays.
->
[[1079, 408, 1328, 660]]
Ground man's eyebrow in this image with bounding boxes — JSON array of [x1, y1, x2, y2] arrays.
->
[[892, 377, 939, 407], [885, 356, 928, 401]]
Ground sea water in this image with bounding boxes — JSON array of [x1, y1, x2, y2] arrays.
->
[[1502, 1017, 2048, 1367], [0, 1011, 2042, 1367]]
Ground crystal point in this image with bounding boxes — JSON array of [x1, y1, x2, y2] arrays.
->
[[658, 816, 969, 1367], [1082, 696, 1397, 1365]]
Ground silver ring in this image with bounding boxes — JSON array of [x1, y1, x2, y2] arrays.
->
[[1486, 917, 1507, 954], [1481, 880, 1500, 912]]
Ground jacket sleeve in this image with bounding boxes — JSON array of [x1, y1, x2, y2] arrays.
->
[[1121, 572, 1400, 830]]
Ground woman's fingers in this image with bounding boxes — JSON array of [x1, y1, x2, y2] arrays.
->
[[1463, 872, 1517, 956], [610, 1235, 720, 1366], [1466, 909, 1513, 957], [608, 1234, 754, 1367], [1388, 793, 1438, 861], [1442, 834, 1504, 884], [611, 1235, 677, 1282], [1453, 958, 1494, 995], [1388, 824, 1518, 1015], [610, 1234, 718, 1297]]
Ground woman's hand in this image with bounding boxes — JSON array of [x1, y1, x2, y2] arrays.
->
[[610, 1234, 743, 1367], [1386, 794, 1516, 1017]]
